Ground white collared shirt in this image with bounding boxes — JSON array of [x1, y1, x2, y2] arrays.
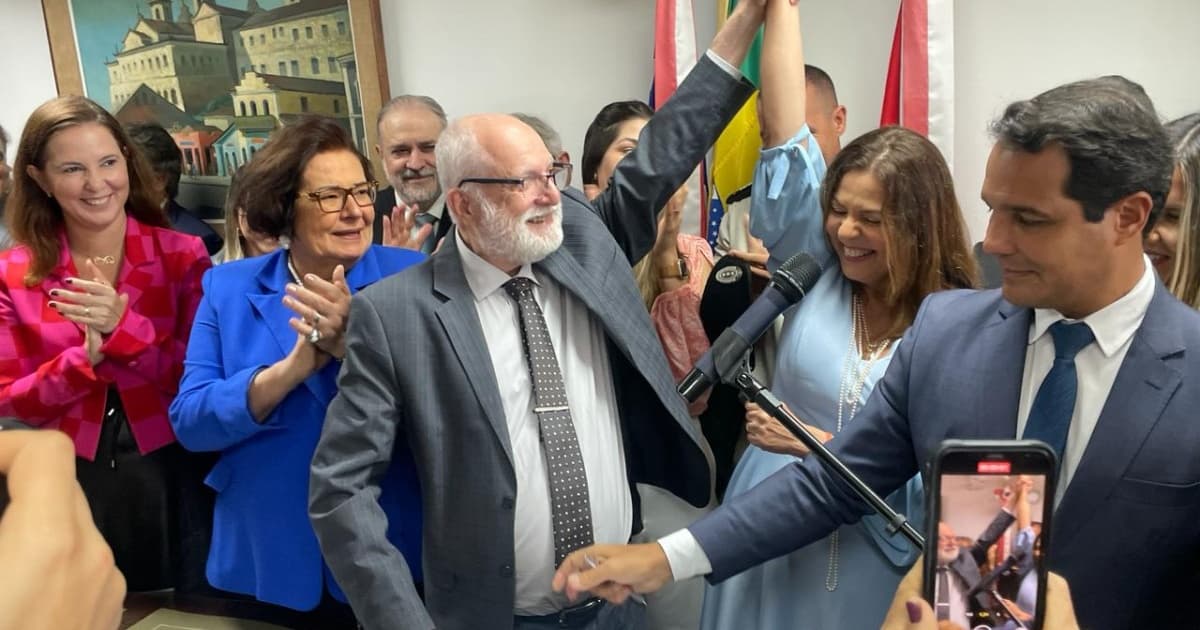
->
[[1017, 256, 1156, 503], [455, 232, 632, 615]]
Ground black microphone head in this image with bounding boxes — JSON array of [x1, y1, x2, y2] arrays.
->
[[771, 252, 822, 304]]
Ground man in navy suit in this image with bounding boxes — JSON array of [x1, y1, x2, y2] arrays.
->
[[554, 74, 1197, 629]]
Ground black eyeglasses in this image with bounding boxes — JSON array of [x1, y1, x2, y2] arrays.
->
[[458, 162, 572, 194], [299, 182, 378, 213]]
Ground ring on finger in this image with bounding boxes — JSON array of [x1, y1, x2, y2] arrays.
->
[[308, 327, 322, 344], [312, 312, 323, 326], [84, 306, 91, 317]]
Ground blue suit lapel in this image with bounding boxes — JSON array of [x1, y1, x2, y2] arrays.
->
[[431, 238, 514, 467], [1054, 285, 1184, 541], [973, 301, 1031, 440]]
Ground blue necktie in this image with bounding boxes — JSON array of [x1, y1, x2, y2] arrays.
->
[[415, 213, 437, 254], [1022, 321, 1095, 463]]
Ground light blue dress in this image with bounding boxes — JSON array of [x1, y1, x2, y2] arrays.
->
[[701, 126, 924, 630]]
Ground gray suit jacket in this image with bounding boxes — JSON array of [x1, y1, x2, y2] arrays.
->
[[310, 54, 753, 630], [690, 284, 1200, 629]]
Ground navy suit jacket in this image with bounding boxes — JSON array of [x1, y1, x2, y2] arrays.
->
[[691, 284, 1200, 629], [169, 245, 425, 610]]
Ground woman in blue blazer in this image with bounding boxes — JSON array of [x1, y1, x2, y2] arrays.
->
[[169, 116, 424, 627]]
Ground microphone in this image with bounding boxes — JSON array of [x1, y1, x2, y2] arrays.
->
[[678, 252, 822, 403]]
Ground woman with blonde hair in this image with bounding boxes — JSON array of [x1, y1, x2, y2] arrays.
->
[[1146, 113, 1200, 308]]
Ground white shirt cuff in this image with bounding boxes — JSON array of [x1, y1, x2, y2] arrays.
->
[[705, 49, 743, 80], [657, 528, 713, 582]]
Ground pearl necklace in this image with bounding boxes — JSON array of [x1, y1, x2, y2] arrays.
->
[[826, 291, 891, 592]]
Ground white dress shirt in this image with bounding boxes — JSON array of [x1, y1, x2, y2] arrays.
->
[[1017, 256, 1155, 503], [456, 232, 632, 615], [936, 566, 971, 630], [659, 257, 1158, 582]]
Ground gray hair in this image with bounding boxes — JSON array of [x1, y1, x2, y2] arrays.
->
[[435, 119, 494, 213], [511, 112, 563, 157], [990, 75, 1172, 232], [376, 94, 448, 130]]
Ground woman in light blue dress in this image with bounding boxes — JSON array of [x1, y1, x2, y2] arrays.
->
[[701, 3, 978, 628]]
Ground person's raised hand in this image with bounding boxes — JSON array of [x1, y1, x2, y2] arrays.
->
[[382, 202, 434, 252]]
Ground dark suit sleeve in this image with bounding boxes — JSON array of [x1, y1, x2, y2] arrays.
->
[[592, 54, 754, 265], [688, 285, 933, 582], [969, 509, 1017, 566], [309, 293, 432, 630]]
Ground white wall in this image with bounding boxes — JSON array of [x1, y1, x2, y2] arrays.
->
[[4, 0, 1197, 244], [0, 1, 59, 155], [954, 0, 1200, 241]]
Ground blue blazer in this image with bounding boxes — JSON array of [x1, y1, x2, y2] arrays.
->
[[169, 246, 425, 611], [690, 284, 1200, 630]]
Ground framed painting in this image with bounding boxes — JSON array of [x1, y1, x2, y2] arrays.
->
[[40, 0, 391, 219]]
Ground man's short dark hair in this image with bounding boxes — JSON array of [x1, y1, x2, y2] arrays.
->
[[125, 122, 182, 200], [990, 76, 1172, 232], [804, 64, 838, 106]]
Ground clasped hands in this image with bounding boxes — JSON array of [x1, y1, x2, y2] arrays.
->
[[48, 259, 128, 366], [552, 549, 1079, 630], [281, 264, 351, 368]]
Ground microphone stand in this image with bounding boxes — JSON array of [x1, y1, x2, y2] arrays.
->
[[732, 367, 925, 549]]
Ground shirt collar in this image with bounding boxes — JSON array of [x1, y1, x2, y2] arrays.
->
[[455, 230, 536, 302], [1029, 255, 1156, 357], [424, 194, 446, 220]]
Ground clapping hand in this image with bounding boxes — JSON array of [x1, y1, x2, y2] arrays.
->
[[49, 259, 130, 366], [382, 201, 434, 252], [283, 264, 352, 360]]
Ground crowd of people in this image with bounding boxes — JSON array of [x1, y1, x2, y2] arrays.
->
[[1, 0, 1199, 628]]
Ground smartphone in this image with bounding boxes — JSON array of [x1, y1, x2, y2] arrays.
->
[[923, 440, 1057, 630]]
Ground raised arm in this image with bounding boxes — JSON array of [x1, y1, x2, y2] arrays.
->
[[592, 2, 761, 264], [748, 0, 832, 270], [761, 0, 805, 147]]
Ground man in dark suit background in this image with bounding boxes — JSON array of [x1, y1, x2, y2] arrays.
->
[[309, 3, 767, 626], [126, 122, 223, 256], [554, 72, 1198, 630], [371, 95, 454, 252]]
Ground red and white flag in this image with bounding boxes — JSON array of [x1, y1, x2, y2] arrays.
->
[[880, 0, 955, 166], [653, 0, 707, 237]]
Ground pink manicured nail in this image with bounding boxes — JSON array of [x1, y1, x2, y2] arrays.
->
[[906, 601, 922, 623]]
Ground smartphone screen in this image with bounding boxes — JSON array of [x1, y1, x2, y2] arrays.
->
[[924, 441, 1056, 630]]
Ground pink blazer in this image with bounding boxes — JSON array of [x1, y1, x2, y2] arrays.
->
[[0, 215, 210, 459]]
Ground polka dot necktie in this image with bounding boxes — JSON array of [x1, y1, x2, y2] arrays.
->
[[503, 277, 594, 566]]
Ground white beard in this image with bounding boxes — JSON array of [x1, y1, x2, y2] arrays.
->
[[473, 197, 563, 266]]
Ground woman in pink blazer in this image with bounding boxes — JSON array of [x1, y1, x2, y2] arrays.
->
[[0, 96, 211, 591]]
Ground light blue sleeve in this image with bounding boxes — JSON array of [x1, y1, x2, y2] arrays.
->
[[748, 124, 832, 272]]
